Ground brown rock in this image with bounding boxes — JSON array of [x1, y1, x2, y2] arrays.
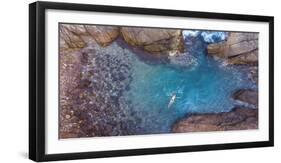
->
[[59, 49, 84, 139], [232, 89, 258, 107], [207, 32, 258, 65], [249, 66, 258, 84], [85, 25, 120, 47], [60, 24, 120, 49], [60, 24, 87, 49], [207, 41, 227, 58], [62, 24, 88, 35], [172, 108, 258, 133], [121, 27, 184, 55], [228, 50, 258, 65]]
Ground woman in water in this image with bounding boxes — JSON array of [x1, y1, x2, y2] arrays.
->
[[168, 93, 176, 109]]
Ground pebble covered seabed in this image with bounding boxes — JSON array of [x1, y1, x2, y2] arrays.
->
[[59, 31, 258, 138]]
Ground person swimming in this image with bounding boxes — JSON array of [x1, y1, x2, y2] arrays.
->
[[168, 94, 176, 109]]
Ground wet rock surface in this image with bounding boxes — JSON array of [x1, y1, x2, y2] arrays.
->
[[172, 107, 258, 133], [232, 89, 258, 108]]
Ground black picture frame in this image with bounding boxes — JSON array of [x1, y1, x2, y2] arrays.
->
[[29, 1, 274, 162]]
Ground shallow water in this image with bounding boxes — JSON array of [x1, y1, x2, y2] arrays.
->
[[122, 35, 256, 134]]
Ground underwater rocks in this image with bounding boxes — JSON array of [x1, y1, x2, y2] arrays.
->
[[77, 43, 134, 137], [232, 89, 258, 108], [207, 32, 258, 65], [172, 107, 258, 133], [121, 27, 184, 55], [59, 40, 141, 138]]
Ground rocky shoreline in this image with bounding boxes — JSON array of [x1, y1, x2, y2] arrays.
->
[[172, 32, 259, 133], [59, 24, 259, 138], [60, 24, 184, 55], [172, 107, 258, 133]]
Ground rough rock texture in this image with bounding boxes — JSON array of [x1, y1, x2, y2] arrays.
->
[[60, 24, 120, 49], [59, 40, 142, 138], [59, 49, 84, 138], [232, 89, 258, 107], [85, 25, 120, 47], [121, 27, 184, 55], [60, 24, 185, 56], [172, 108, 258, 133], [249, 66, 258, 84], [207, 32, 258, 65], [60, 24, 88, 49]]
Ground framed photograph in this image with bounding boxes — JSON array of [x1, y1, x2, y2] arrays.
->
[[29, 1, 274, 162]]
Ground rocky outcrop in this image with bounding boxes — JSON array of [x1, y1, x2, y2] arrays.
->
[[59, 49, 84, 138], [60, 24, 120, 49], [121, 27, 184, 55], [207, 32, 258, 65], [60, 24, 185, 56], [85, 25, 120, 47], [232, 89, 258, 108], [172, 107, 258, 133], [60, 24, 88, 49]]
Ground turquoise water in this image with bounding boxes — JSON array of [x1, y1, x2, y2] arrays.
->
[[123, 36, 256, 134]]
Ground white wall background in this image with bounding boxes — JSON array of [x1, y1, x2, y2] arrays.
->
[[0, 0, 279, 162]]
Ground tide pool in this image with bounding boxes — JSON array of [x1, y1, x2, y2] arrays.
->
[[122, 34, 256, 134]]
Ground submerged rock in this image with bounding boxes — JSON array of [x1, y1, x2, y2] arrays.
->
[[59, 39, 142, 138], [207, 32, 258, 65], [121, 27, 184, 55], [172, 107, 258, 133], [232, 89, 258, 108]]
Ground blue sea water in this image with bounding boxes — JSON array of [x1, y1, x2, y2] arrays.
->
[[122, 31, 257, 134]]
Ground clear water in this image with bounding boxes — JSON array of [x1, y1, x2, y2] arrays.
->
[[123, 34, 256, 134]]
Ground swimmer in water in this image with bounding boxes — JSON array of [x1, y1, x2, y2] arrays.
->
[[168, 94, 176, 109]]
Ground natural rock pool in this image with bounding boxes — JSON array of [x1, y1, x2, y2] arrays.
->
[[121, 32, 257, 134], [59, 25, 259, 138]]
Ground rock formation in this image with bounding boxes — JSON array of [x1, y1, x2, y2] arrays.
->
[[59, 49, 84, 138], [85, 25, 120, 47], [121, 27, 184, 55], [172, 107, 258, 133], [207, 32, 258, 65], [59, 24, 259, 137], [59, 24, 87, 49], [59, 24, 184, 56], [232, 89, 258, 108]]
